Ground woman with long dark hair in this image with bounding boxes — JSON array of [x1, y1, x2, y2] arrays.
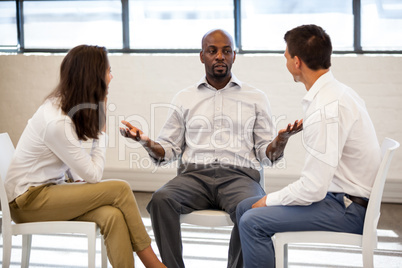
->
[[5, 45, 165, 268]]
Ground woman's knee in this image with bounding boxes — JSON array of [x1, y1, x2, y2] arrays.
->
[[94, 206, 126, 231], [102, 179, 132, 193]]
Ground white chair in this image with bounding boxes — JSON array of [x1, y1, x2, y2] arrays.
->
[[0, 132, 108, 268], [272, 137, 400, 268], [180, 166, 265, 227]]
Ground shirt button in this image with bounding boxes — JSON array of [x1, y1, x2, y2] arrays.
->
[[216, 107, 220, 111]]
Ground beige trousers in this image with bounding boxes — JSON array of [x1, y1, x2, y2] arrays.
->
[[10, 179, 151, 268]]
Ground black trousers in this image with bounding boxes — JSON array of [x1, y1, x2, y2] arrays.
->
[[146, 163, 266, 268]]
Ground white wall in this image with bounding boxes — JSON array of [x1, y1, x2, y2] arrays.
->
[[1, 53, 401, 202]]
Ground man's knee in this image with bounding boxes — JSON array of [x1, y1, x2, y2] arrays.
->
[[236, 196, 255, 220], [238, 210, 248, 228], [147, 187, 176, 214], [238, 210, 257, 235]]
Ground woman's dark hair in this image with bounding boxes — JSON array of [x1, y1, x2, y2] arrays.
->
[[47, 45, 109, 141], [284, 24, 332, 70]]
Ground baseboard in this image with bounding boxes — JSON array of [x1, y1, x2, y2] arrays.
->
[[102, 168, 402, 204]]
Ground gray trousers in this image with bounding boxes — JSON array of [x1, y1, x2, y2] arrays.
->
[[146, 163, 266, 268]]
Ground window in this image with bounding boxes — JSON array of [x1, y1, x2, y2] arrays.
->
[[129, 0, 234, 49], [241, 0, 354, 51], [1, 0, 401, 53], [23, 0, 122, 49], [361, 0, 402, 50], [0, 1, 17, 48]]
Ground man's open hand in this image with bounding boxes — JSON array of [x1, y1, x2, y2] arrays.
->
[[252, 195, 267, 208]]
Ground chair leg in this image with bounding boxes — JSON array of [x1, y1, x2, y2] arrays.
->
[[21, 234, 32, 268], [2, 233, 12, 268], [284, 244, 289, 268], [362, 246, 374, 268], [274, 240, 285, 268], [100, 235, 108, 268], [88, 232, 96, 268]]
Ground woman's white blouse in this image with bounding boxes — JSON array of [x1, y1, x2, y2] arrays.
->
[[5, 99, 108, 202]]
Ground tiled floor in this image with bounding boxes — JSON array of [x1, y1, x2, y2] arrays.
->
[[1, 191, 401, 267]]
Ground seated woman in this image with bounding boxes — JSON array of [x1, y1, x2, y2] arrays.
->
[[5, 45, 165, 268]]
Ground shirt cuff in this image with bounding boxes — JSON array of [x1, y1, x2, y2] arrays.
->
[[265, 191, 284, 206], [259, 154, 273, 167], [149, 141, 170, 166]]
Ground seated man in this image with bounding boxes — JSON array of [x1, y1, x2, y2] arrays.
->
[[236, 24, 381, 268], [120, 29, 301, 268]]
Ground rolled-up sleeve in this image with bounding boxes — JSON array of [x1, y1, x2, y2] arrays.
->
[[254, 93, 276, 167], [153, 102, 185, 165]]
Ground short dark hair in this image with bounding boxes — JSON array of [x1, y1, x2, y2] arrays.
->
[[284, 24, 332, 70], [48, 45, 109, 141]]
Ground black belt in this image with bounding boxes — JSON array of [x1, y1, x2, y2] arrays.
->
[[347, 195, 368, 208]]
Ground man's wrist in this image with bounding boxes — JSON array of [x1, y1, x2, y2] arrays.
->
[[276, 134, 289, 145], [139, 138, 149, 147]]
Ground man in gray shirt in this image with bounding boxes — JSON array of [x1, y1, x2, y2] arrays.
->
[[121, 29, 302, 268]]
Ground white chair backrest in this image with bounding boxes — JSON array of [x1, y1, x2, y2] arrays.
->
[[0, 133, 17, 236], [362, 138, 400, 244], [0, 133, 109, 268], [0, 133, 15, 182], [258, 168, 265, 189]]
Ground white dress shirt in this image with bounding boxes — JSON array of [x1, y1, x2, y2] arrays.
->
[[266, 71, 381, 206], [154, 74, 276, 170], [5, 98, 108, 202]]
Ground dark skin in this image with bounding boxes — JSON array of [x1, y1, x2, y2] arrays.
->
[[120, 29, 303, 165], [200, 29, 236, 90]]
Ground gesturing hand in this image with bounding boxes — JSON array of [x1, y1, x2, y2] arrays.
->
[[277, 119, 303, 141], [119, 120, 147, 143]]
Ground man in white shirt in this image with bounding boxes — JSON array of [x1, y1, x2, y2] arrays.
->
[[236, 24, 381, 267], [120, 29, 302, 268]]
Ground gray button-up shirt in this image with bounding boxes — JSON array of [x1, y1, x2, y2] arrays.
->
[[154, 74, 275, 170]]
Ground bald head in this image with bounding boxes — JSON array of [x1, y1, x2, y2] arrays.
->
[[201, 29, 234, 51], [199, 29, 236, 90]]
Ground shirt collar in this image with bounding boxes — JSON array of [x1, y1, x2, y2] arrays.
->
[[302, 70, 334, 104], [197, 73, 242, 91]]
